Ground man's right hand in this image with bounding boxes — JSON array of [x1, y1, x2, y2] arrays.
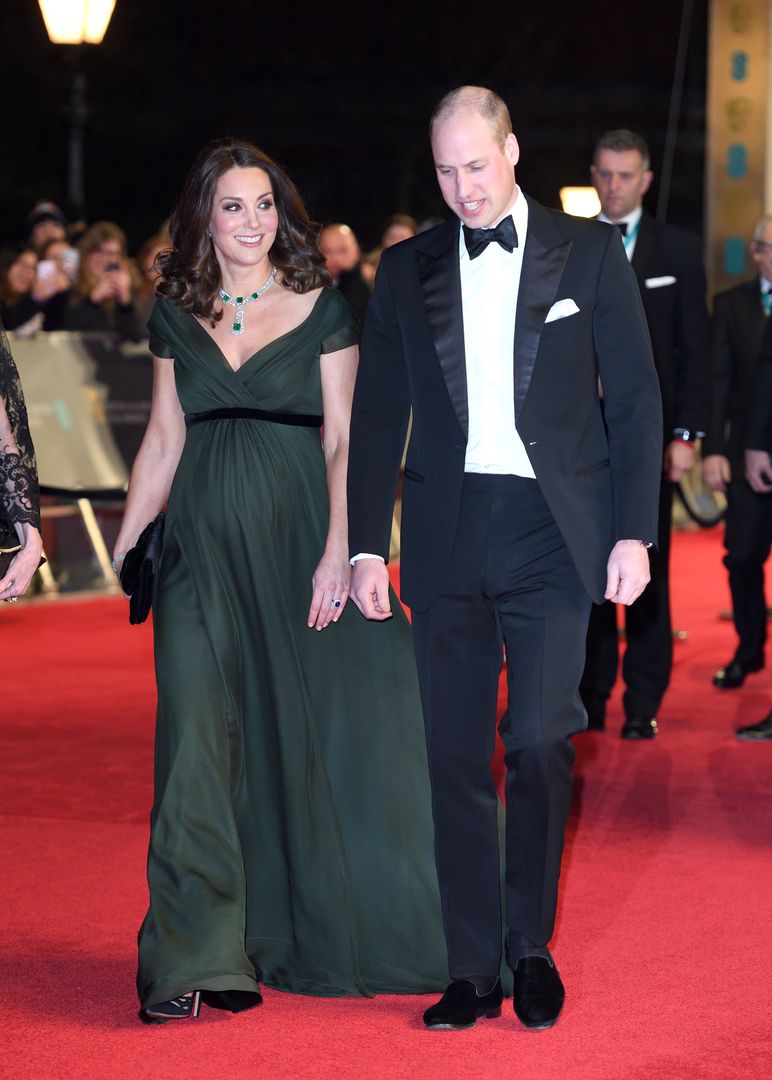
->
[[350, 558, 393, 620], [746, 449, 772, 494]]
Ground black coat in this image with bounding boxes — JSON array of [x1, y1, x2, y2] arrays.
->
[[704, 277, 767, 466], [630, 212, 709, 441], [746, 314, 772, 451], [348, 196, 663, 611]]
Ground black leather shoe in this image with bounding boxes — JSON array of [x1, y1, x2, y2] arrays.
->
[[423, 979, 503, 1030], [736, 710, 772, 741], [714, 657, 764, 689], [621, 715, 658, 740], [512, 956, 564, 1030]]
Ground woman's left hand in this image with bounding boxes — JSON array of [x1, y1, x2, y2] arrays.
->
[[307, 551, 350, 630], [0, 527, 43, 601]]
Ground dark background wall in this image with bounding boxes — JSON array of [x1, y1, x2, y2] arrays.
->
[[0, 0, 708, 251]]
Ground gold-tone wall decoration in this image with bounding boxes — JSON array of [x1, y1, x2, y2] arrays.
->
[[706, 0, 769, 296]]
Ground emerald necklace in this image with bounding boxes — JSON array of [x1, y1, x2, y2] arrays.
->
[[219, 267, 277, 335]]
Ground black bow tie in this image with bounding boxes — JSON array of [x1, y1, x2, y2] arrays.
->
[[614, 221, 628, 236], [463, 216, 518, 260]]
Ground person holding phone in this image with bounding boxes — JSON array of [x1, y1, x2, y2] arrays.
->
[[63, 221, 142, 341]]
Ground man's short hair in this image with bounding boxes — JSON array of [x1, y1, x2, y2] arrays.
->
[[752, 215, 772, 242], [429, 86, 512, 150], [593, 129, 651, 172]]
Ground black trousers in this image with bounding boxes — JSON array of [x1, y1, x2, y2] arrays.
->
[[580, 480, 672, 720], [410, 474, 591, 980], [723, 473, 772, 667]]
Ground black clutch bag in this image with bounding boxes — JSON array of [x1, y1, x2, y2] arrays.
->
[[0, 521, 46, 579], [0, 524, 21, 579], [119, 512, 165, 625]]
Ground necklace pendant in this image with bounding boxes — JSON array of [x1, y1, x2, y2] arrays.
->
[[232, 300, 245, 335]]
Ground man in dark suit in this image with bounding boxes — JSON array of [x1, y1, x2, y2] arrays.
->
[[347, 88, 662, 1031], [741, 316, 772, 738], [580, 129, 709, 739], [702, 217, 772, 690]]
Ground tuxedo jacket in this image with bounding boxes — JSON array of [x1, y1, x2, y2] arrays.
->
[[746, 314, 772, 452], [629, 212, 709, 441], [703, 278, 767, 467], [347, 196, 663, 612]]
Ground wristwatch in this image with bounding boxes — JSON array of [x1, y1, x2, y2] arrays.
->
[[672, 428, 703, 442]]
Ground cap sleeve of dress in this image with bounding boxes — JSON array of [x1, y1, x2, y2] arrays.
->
[[320, 289, 359, 354], [147, 301, 175, 359]]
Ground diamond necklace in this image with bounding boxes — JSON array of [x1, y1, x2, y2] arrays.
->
[[219, 267, 277, 335]]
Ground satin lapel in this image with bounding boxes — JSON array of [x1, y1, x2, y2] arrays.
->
[[416, 220, 468, 437], [630, 212, 655, 284], [514, 198, 573, 418]]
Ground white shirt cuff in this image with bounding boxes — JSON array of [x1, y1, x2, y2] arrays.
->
[[350, 552, 385, 565]]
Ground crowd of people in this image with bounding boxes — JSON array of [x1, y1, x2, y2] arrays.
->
[[0, 202, 424, 344], [1, 84, 771, 1037]]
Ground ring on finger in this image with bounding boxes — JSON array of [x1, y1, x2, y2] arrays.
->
[[331, 598, 341, 608]]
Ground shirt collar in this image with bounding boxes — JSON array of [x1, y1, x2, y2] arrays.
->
[[458, 186, 528, 259], [597, 205, 643, 231]]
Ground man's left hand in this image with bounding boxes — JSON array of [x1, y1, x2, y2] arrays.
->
[[605, 539, 651, 605], [664, 439, 696, 483]]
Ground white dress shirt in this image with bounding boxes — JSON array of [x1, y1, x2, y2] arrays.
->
[[461, 188, 535, 478], [351, 189, 533, 565], [598, 206, 642, 262]]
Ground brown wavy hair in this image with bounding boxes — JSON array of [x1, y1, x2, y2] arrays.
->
[[157, 139, 330, 324]]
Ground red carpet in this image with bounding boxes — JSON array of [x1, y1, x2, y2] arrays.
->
[[2, 527, 771, 1079]]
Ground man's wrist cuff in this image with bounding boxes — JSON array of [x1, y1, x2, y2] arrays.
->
[[350, 552, 386, 566]]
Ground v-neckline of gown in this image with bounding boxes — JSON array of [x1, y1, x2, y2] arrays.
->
[[190, 289, 329, 375]]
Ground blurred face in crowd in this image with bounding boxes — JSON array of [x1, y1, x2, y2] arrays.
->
[[87, 237, 124, 279], [591, 148, 653, 222], [44, 239, 79, 282], [31, 218, 66, 254], [751, 220, 772, 282], [382, 222, 415, 248], [209, 167, 279, 276], [319, 225, 360, 278], [432, 110, 519, 229], [8, 250, 37, 294]]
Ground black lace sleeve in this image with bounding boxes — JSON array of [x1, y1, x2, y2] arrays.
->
[[0, 322, 40, 529]]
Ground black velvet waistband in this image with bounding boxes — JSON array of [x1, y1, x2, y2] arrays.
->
[[185, 407, 323, 428]]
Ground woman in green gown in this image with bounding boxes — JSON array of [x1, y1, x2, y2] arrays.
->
[[113, 140, 448, 1023]]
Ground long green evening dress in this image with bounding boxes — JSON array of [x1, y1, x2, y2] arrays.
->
[[136, 289, 449, 1011]]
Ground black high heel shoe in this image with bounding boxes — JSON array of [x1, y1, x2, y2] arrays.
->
[[139, 991, 202, 1024]]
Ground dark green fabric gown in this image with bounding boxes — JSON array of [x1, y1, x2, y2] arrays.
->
[[137, 290, 449, 1010]]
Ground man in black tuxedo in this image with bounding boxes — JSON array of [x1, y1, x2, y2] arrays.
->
[[741, 317, 772, 738], [347, 88, 662, 1031], [702, 217, 772, 690], [580, 129, 709, 740]]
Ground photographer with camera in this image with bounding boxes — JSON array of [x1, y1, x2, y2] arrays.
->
[[63, 221, 142, 341]]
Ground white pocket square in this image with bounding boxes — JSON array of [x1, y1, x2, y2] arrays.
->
[[644, 275, 676, 289], [545, 298, 580, 323]]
